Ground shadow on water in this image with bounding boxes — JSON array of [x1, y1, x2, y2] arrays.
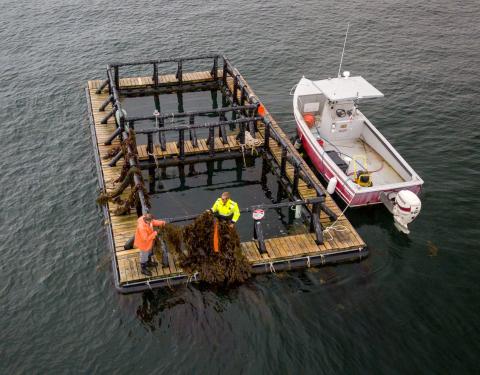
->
[[134, 283, 244, 332]]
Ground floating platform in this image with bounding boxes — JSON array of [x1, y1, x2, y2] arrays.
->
[[86, 55, 367, 293]]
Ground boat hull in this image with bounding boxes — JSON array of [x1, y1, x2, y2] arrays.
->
[[297, 124, 422, 207]]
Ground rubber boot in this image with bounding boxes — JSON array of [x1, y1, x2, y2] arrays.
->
[[147, 255, 158, 268], [141, 263, 152, 276]]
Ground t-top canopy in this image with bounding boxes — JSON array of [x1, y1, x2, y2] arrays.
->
[[312, 76, 384, 101]]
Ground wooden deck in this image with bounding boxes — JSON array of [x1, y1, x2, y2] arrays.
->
[[86, 69, 367, 293], [136, 135, 261, 160]]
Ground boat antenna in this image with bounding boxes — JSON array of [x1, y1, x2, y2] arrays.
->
[[337, 23, 350, 78]]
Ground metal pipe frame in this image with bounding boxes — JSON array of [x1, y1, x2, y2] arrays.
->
[[138, 150, 261, 169], [126, 104, 257, 122], [162, 197, 324, 223], [110, 54, 222, 68], [135, 116, 263, 135], [119, 81, 220, 97]]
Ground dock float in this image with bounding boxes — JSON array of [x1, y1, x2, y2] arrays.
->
[[86, 55, 367, 293]]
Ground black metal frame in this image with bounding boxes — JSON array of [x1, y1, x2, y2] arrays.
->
[[99, 54, 337, 236], [89, 54, 367, 293]]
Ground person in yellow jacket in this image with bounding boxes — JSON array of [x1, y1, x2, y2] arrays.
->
[[210, 192, 240, 228]]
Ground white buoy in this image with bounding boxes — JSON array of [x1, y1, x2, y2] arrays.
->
[[295, 204, 302, 219], [327, 177, 338, 194]]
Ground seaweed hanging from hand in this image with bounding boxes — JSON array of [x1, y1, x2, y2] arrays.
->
[[158, 224, 183, 254], [179, 211, 251, 285]]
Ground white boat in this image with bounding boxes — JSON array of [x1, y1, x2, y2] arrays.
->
[[293, 72, 424, 232]]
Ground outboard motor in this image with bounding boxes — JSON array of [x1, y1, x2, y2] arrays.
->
[[380, 190, 422, 234]]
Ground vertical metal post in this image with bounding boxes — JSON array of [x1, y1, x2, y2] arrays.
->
[[178, 129, 185, 160], [212, 56, 218, 80], [147, 133, 153, 156], [240, 86, 246, 107], [208, 126, 215, 156], [177, 91, 184, 113], [280, 146, 287, 177], [310, 202, 323, 244], [207, 160, 214, 185], [219, 111, 227, 143], [114, 66, 119, 89], [264, 121, 270, 151], [235, 157, 243, 181], [189, 115, 198, 147], [222, 58, 228, 87], [260, 156, 268, 188], [253, 220, 267, 254], [238, 122, 246, 144], [148, 167, 156, 194], [276, 182, 284, 202], [222, 91, 228, 108], [248, 120, 256, 138], [158, 116, 166, 151], [178, 165, 186, 188], [211, 89, 218, 109], [153, 63, 158, 88], [107, 73, 112, 96], [176, 60, 183, 84], [233, 75, 239, 104], [293, 164, 300, 196]]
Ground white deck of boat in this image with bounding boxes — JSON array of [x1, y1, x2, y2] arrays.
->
[[326, 139, 404, 186]]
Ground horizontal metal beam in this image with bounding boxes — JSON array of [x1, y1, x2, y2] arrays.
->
[[163, 197, 325, 223], [110, 54, 223, 68], [127, 104, 257, 122], [118, 81, 219, 96], [136, 116, 263, 134], [139, 150, 260, 169]]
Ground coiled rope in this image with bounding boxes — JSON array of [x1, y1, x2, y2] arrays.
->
[[239, 130, 262, 167]]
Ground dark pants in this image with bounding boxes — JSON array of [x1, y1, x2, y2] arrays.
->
[[215, 214, 233, 222]]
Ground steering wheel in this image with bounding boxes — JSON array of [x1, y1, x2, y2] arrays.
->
[[336, 109, 346, 118]]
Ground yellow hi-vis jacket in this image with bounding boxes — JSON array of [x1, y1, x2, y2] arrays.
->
[[211, 198, 240, 222]]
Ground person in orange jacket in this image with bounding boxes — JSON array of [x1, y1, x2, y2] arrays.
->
[[134, 213, 166, 276]]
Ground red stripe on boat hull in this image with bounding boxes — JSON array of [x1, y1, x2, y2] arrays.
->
[[297, 125, 422, 206]]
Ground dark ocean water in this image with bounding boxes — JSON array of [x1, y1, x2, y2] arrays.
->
[[1, 0, 480, 373]]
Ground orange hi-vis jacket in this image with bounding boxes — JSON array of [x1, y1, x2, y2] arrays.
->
[[134, 216, 165, 251]]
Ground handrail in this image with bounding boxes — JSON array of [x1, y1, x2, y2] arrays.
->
[[135, 116, 262, 135], [163, 197, 324, 223], [126, 104, 257, 122], [110, 54, 223, 68]]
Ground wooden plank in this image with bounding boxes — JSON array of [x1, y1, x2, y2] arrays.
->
[[263, 240, 276, 259], [269, 239, 286, 258], [277, 237, 294, 257], [246, 242, 261, 262], [241, 242, 254, 261], [283, 234, 301, 256]]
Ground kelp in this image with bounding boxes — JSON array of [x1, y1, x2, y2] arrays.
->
[[178, 211, 251, 285], [102, 146, 121, 160], [113, 184, 151, 216], [96, 166, 141, 205], [158, 224, 183, 254]]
